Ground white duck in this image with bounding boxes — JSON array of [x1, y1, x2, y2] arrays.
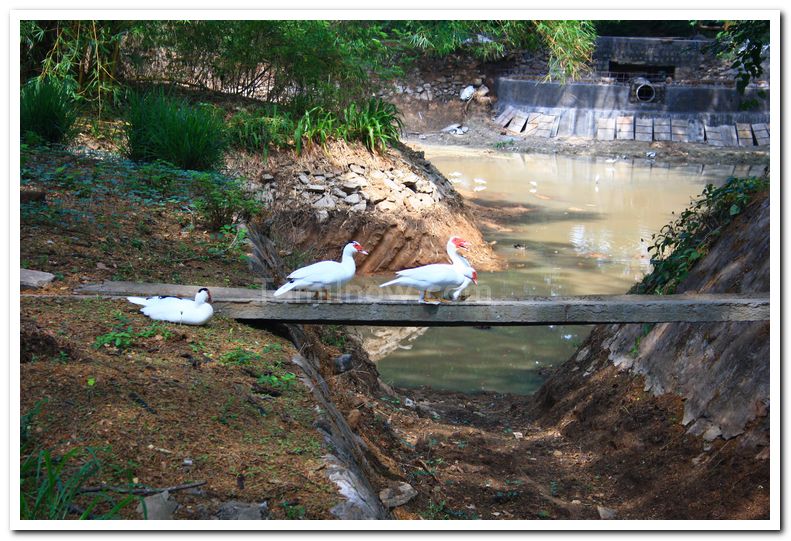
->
[[274, 241, 368, 299], [380, 236, 477, 304], [444, 253, 477, 301], [127, 288, 214, 325]]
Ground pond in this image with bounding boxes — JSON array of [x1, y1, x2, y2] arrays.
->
[[360, 147, 760, 395]]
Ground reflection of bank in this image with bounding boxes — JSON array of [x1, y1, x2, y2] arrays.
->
[[352, 326, 429, 362]]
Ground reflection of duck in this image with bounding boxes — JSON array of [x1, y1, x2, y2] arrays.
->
[[513, 243, 526, 250]]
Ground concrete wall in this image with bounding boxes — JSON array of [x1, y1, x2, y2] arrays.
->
[[594, 36, 710, 78]]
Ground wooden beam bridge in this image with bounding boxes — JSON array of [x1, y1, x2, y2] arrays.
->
[[68, 281, 771, 327]]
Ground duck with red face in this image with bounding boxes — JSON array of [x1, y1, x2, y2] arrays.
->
[[274, 241, 368, 300], [380, 236, 478, 304]]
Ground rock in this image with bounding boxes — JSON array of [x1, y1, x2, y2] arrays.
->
[[552, 450, 563, 457], [571, 499, 582, 505], [137, 490, 178, 520], [334, 353, 353, 373], [473, 77, 483, 86], [441, 123, 461, 133], [96, 262, 110, 270], [312, 194, 336, 210], [344, 193, 361, 205], [414, 178, 434, 194], [316, 210, 329, 223], [214, 501, 269, 520], [261, 174, 274, 182], [332, 187, 348, 198], [20, 268, 55, 289], [403, 398, 415, 408], [475, 84, 489, 96], [401, 173, 420, 188], [346, 409, 362, 430], [597, 505, 617, 520], [298, 174, 311, 184], [379, 482, 418, 508], [313, 175, 326, 182], [460, 126, 470, 134], [349, 164, 366, 175], [460, 85, 475, 101], [376, 201, 397, 212], [350, 202, 367, 213], [383, 178, 402, 192], [305, 184, 326, 193], [361, 186, 386, 204], [341, 178, 368, 192]]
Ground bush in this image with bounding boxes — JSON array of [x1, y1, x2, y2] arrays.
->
[[188, 171, 260, 230], [20, 78, 77, 144], [125, 90, 227, 171], [227, 108, 295, 158], [338, 98, 403, 153]]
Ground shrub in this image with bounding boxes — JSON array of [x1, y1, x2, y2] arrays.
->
[[635, 175, 769, 295], [20, 78, 77, 144], [338, 98, 403, 153], [228, 108, 295, 158], [125, 90, 227, 171], [188, 171, 260, 230]]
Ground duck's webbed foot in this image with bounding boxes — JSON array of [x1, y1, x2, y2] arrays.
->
[[419, 291, 440, 305]]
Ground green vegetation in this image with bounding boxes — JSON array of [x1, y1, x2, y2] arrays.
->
[[228, 107, 295, 158], [125, 90, 227, 171], [20, 78, 77, 144], [709, 20, 770, 94], [280, 500, 307, 520], [635, 175, 769, 295], [189, 172, 259, 230], [20, 402, 137, 520], [220, 347, 262, 366]]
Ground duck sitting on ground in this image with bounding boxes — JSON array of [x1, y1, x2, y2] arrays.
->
[[273, 241, 369, 299], [127, 288, 214, 325]]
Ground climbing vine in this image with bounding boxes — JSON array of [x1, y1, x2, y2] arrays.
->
[[634, 174, 768, 295]]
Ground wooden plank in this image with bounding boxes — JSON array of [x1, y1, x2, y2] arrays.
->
[[71, 282, 770, 326], [506, 111, 529, 134], [616, 116, 634, 140], [534, 115, 556, 138], [654, 117, 671, 141], [736, 123, 754, 146], [705, 124, 724, 147], [597, 118, 616, 141], [721, 124, 738, 147], [522, 112, 541, 136], [688, 119, 705, 143], [494, 105, 517, 127], [752, 123, 770, 146], [671, 119, 689, 142]]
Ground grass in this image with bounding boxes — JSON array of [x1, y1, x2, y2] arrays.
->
[[20, 78, 78, 144], [125, 90, 227, 171]]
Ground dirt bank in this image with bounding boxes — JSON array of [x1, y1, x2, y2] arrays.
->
[[230, 140, 502, 279]]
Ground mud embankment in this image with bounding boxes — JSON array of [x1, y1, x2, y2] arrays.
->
[[231, 141, 501, 281]]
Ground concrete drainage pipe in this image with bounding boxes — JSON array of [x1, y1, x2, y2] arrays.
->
[[633, 77, 656, 103]]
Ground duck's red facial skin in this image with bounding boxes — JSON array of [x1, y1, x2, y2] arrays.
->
[[206, 289, 212, 303], [352, 241, 369, 255], [472, 271, 478, 285], [452, 237, 471, 250]]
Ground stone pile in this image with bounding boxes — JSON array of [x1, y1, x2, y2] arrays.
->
[[383, 74, 489, 104], [279, 163, 446, 223]]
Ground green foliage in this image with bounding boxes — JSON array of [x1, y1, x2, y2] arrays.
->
[[228, 108, 295, 158], [280, 501, 306, 520], [20, 78, 78, 144], [20, 404, 136, 520], [338, 99, 404, 153], [295, 99, 403, 154], [20, 20, 131, 115], [257, 372, 296, 389], [635, 175, 769, 295], [188, 171, 259, 230], [319, 325, 347, 349], [93, 326, 136, 350], [220, 347, 262, 366], [420, 499, 477, 520], [125, 90, 227, 171], [534, 20, 597, 80], [708, 20, 770, 94]]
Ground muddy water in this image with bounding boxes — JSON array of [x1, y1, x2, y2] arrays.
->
[[365, 148, 751, 395]]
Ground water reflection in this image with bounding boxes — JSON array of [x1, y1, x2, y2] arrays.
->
[[365, 148, 746, 395]]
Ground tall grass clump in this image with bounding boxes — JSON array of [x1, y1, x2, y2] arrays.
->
[[294, 99, 403, 155], [228, 107, 295, 159], [20, 78, 77, 144], [338, 98, 403, 153], [125, 90, 227, 171]]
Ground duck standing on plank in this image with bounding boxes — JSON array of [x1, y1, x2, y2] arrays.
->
[[127, 288, 214, 325], [380, 236, 477, 304], [273, 241, 369, 300]]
